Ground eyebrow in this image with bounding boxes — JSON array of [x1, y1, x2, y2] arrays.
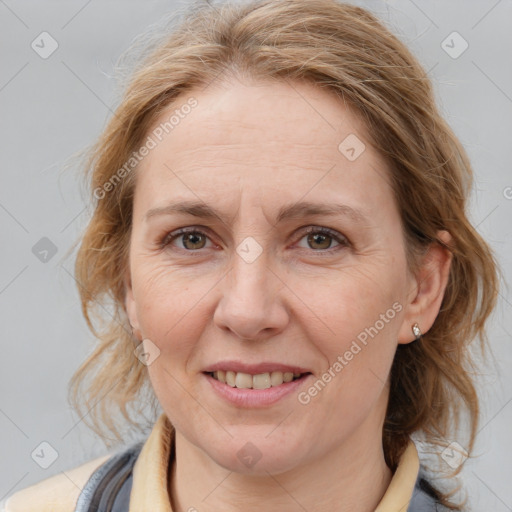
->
[[144, 200, 368, 225]]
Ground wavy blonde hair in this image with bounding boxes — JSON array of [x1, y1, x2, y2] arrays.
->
[[68, 0, 499, 508]]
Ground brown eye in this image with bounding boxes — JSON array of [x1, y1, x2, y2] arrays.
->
[[160, 228, 213, 251], [181, 232, 207, 250], [296, 227, 348, 253], [307, 232, 333, 250], [159, 226, 348, 254]]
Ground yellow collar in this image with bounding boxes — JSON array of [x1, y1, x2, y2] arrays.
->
[[129, 413, 420, 512]]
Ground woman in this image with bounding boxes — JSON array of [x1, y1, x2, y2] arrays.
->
[[3, 0, 498, 510]]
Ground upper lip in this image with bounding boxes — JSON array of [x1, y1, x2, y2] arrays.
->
[[203, 361, 312, 375]]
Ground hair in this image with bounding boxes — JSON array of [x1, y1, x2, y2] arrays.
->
[[68, 0, 499, 509]]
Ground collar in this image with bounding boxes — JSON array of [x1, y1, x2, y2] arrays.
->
[[129, 413, 420, 512]]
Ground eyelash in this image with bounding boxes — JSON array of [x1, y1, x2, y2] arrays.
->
[[157, 226, 350, 255]]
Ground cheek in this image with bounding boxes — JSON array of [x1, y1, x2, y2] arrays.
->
[[130, 263, 215, 430], [299, 261, 405, 350], [296, 262, 405, 406], [131, 260, 215, 359]]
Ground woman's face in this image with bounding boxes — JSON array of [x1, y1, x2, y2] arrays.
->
[[125, 78, 417, 474]]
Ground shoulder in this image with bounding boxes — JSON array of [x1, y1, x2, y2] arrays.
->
[[0, 453, 111, 512]]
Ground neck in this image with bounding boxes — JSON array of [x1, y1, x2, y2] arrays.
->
[[169, 405, 393, 512]]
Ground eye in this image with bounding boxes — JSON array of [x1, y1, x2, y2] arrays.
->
[[158, 226, 349, 254], [159, 228, 214, 251], [295, 226, 349, 253]]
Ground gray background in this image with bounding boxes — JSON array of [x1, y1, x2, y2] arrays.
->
[[0, 0, 511, 510]]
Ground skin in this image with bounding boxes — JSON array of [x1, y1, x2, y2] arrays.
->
[[124, 77, 452, 512]]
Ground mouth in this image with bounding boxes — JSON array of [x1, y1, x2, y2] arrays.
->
[[203, 370, 312, 390]]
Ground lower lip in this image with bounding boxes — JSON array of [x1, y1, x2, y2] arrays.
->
[[203, 372, 312, 408]]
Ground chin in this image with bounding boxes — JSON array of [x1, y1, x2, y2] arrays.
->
[[198, 430, 307, 475]]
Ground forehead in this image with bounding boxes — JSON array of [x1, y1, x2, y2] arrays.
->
[[146, 78, 369, 159], [134, 78, 393, 216]]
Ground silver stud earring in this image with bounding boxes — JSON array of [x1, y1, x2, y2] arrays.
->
[[412, 323, 422, 340]]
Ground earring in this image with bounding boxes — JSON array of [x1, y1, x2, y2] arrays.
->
[[412, 323, 422, 340]]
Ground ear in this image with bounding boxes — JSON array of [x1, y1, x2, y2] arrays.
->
[[124, 267, 142, 342], [397, 230, 453, 345]]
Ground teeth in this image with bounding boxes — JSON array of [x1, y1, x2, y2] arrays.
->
[[226, 371, 236, 387], [235, 372, 253, 389], [210, 370, 303, 389], [270, 371, 285, 386], [253, 373, 271, 389]]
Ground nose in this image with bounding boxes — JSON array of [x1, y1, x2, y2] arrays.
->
[[213, 249, 289, 342]]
